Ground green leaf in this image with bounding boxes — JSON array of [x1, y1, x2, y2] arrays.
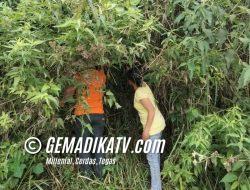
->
[[105, 90, 113, 96], [198, 40, 209, 55], [56, 118, 64, 127], [239, 37, 250, 45], [202, 28, 213, 41], [47, 95, 59, 107], [115, 102, 122, 109], [240, 184, 249, 190], [174, 13, 185, 24], [221, 173, 237, 183], [238, 65, 250, 89], [232, 161, 244, 171], [84, 28, 98, 43], [14, 164, 26, 178], [33, 163, 44, 175], [238, 6, 250, 14], [107, 98, 113, 107], [187, 62, 195, 80], [41, 84, 50, 92], [211, 157, 217, 166], [216, 29, 228, 47], [130, 0, 141, 6], [231, 181, 239, 189], [54, 19, 82, 29], [84, 123, 93, 134]]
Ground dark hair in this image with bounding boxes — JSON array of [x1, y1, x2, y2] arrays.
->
[[95, 65, 102, 71], [126, 68, 143, 87]]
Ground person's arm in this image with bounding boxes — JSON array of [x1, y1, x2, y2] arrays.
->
[[60, 86, 76, 107], [140, 98, 156, 141]]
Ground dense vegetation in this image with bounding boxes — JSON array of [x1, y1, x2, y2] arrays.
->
[[0, 0, 249, 189]]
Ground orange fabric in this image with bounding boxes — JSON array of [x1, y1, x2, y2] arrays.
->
[[74, 69, 106, 115]]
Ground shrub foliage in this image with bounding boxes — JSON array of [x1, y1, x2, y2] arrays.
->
[[0, 0, 249, 189]]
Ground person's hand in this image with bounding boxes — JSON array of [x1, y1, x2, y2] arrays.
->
[[142, 130, 150, 141]]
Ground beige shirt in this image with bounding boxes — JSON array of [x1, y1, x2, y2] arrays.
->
[[134, 82, 165, 135]]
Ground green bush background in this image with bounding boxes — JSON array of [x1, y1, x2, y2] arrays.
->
[[0, 0, 249, 189]]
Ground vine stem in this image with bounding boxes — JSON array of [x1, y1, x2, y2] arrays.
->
[[166, 128, 183, 161]]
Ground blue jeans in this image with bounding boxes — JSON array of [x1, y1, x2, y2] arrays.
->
[[74, 114, 105, 179], [146, 132, 162, 190]]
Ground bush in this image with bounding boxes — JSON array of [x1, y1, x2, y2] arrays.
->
[[0, 0, 249, 189]]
